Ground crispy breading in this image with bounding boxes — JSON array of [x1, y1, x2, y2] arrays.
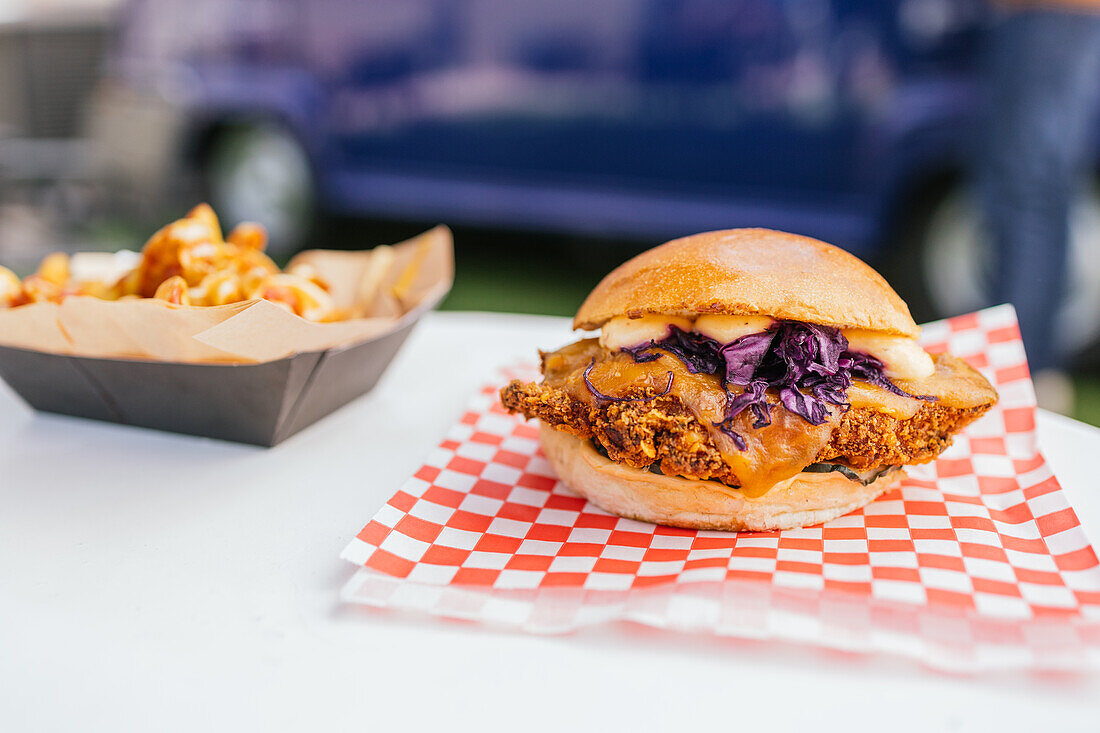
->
[[822, 403, 990, 469], [500, 378, 992, 488]]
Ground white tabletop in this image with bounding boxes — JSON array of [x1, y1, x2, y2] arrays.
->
[[2, 311, 1098, 732]]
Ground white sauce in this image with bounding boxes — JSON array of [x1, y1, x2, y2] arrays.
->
[[69, 250, 142, 286], [598, 315, 934, 380], [599, 315, 692, 350], [693, 315, 774, 344], [843, 329, 934, 379]]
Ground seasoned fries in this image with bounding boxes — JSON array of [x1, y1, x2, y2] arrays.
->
[[0, 204, 364, 322], [0, 265, 22, 307], [153, 275, 191, 306]]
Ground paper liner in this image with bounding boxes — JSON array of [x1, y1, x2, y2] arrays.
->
[[0, 226, 453, 364], [340, 305, 1100, 671]]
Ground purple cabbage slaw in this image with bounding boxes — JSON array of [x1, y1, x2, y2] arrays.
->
[[617, 321, 936, 451]]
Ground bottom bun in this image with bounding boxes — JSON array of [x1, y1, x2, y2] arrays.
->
[[540, 425, 904, 531]]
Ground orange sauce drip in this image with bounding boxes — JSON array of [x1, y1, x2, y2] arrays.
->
[[548, 340, 836, 498], [719, 405, 836, 498]]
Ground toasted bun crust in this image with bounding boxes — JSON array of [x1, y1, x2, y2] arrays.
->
[[540, 425, 903, 531], [574, 228, 919, 337]]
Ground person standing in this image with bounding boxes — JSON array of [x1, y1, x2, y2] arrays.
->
[[976, 0, 1100, 412]]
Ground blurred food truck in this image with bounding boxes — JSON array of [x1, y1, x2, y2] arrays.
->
[[90, 0, 1100, 348]]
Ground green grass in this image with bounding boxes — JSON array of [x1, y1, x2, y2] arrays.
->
[[1072, 376, 1100, 426]]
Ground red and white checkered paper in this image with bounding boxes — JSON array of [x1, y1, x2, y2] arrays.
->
[[341, 305, 1100, 671]]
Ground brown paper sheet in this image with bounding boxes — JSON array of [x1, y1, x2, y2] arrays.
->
[[0, 226, 453, 364]]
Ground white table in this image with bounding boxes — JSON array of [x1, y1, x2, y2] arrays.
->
[[2, 311, 1098, 732]]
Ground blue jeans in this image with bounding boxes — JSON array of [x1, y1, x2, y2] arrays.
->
[[976, 9, 1100, 372]]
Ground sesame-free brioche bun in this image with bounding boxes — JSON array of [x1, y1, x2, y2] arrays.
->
[[574, 228, 919, 337], [540, 425, 903, 532]]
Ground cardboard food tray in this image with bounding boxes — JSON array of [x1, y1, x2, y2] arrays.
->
[[0, 228, 453, 446]]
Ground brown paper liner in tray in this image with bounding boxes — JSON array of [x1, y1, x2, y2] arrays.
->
[[0, 227, 454, 445]]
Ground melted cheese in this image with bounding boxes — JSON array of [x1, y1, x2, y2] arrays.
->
[[558, 341, 836, 498], [847, 381, 921, 419], [843, 329, 934, 380], [542, 338, 995, 499], [599, 315, 692, 350], [894, 352, 998, 409]]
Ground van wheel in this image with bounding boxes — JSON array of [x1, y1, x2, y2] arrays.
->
[[202, 122, 316, 260], [888, 178, 1100, 361]]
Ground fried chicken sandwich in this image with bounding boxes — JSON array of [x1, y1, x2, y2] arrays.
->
[[501, 229, 998, 531]]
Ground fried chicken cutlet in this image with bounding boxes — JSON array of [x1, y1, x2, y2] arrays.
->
[[502, 339, 997, 491], [505, 229, 1001, 530]]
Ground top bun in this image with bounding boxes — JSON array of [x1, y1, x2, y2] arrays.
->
[[574, 228, 919, 337]]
